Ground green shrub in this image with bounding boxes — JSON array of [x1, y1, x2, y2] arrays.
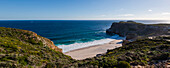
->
[[118, 61, 131, 68], [17, 56, 29, 65]]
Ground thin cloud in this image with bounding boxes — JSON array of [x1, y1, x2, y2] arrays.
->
[[161, 12, 170, 15], [118, 14, 134, 16], [148, 9, 152, 12]]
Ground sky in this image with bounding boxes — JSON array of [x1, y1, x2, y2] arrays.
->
[[0, 0, 170, 20]]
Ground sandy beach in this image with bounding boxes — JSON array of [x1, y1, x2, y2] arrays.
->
[[65, 40, 123, 60]]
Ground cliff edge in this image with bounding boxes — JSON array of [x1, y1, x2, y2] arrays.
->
[[106, 21, 170, 40], [0, 27, 62, 52]]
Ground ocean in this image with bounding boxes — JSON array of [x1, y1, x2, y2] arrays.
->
[[0, 20, 169, 52]]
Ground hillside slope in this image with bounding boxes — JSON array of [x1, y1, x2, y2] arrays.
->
[[0, 27, 74, 68], [66, 38, 170, 68]]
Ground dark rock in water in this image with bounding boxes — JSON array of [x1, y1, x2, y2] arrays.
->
[[106, 29, 114, 35], [106, 21, 170, 40]]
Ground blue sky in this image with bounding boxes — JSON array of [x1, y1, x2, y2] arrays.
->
[[0, 0, 170, 20]]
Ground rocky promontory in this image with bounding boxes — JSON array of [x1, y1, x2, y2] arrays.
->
[[106, 21, 170, 40]]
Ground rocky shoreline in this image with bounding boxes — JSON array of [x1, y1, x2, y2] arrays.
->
[[106, 21, 170, 40]]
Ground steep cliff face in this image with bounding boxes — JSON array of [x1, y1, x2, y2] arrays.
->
[[0, 27, 73, 68], [106, 21, 170, 40]]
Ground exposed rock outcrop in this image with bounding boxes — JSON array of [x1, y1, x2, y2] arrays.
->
[[25, 30, 62, 52], [13, 28, 62, 52], [106, 21, 170, 40], [38, 35, 62, 52]]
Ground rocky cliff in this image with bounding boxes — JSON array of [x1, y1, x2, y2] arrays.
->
[[106, 21, 170, 40]]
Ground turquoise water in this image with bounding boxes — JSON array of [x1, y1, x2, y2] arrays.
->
[[0, 20, 169, 52]]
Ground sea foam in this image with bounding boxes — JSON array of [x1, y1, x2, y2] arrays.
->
[[58, 34, 125, 53]]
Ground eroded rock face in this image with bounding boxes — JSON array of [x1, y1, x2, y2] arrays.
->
[[38, 35, 62, 52], [29, 30, 62, 52], [106, 21, 170, 40]]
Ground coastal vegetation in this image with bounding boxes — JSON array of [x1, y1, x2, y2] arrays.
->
[[65, 38, 170, 68], [0, 27, 74, 68], [0, 21, 169, 68]]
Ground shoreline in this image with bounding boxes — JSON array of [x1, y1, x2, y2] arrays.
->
[[64, 39, 123, 60]]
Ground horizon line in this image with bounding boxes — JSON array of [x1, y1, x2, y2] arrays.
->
[[0, 19, 170, 21]]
